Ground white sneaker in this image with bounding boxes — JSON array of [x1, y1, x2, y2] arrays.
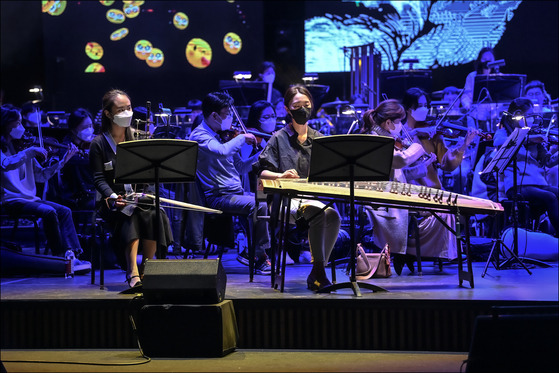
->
[[299, 251, 312, 264], [73, 259, 92, 275]]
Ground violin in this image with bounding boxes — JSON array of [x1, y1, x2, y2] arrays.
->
[[415, 120, 493, 141]]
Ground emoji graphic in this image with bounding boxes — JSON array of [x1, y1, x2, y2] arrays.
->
[[42, 1, 55, 12], [173, 12, 189, 30], [134, 40, 152, 60], [123, 0, 144, 5], [99, 1, 114, 6], [106, 9, 125, 24], [110, 28, 129, 41], [123, 3, 140, 18], [43, 0, 67, 16], [85, 42, 104, 60], [185, 38, 212, 69], [85, 63, 105, 73], [146, 48, 164, 68], [223, 32, 242, 55]]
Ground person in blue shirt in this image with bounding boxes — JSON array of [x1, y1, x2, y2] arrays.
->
[[189, 91, 272, 274]]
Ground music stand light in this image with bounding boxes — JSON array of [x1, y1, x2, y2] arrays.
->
[[308, 134, 394, 296], [115, 139, 198, 260]]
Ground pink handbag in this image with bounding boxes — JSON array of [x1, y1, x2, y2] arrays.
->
[[355, 243, 392, 280]]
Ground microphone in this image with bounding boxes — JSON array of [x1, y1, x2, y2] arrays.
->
[[486, 59, 505, 69]]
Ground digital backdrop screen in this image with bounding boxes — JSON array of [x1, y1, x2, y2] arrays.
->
[[41, 0, 264, 113], [305, 0, 523, 73]]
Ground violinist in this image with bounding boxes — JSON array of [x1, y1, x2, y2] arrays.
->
[[493, 97, 558, 236], [188, 91, 272, 274], [89, 89, 174, 288], [402, 87, 478, 190], [1, 104, 89, 266], [360, 99, 456, 275], [48, 108, 96, 210]]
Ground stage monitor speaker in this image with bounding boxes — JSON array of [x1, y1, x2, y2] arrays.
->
[[137, 300, 238, 357], [142, 259, 226, 304], [466, 306, 558, 372]]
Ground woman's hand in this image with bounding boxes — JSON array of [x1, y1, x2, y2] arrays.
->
[[279, 169, 299, 178], [24, 146, 48, 160], [61, 143, 79, 165]]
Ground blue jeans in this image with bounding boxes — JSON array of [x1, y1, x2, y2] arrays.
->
[[206, 192, 271, 258], [3, 199, 82, 255]]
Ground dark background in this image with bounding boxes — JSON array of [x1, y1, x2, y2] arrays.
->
[[1, 1, 557, 115]]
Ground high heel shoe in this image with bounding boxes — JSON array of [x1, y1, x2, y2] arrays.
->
[[126, 275, 142, 288], [307, 274, 332, 292], [393, 254, 405, 276]]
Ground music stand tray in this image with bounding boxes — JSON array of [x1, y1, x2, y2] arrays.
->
[[308, 134, 394, 296], [115, 139, 199, 261]]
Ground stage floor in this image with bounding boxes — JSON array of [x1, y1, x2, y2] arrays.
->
[[1, 247, 557, 302]]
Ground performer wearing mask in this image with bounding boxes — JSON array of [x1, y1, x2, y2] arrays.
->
[[255, 85, 341, 291], [403, 87, 478, 190], [1, 104, 87, 264], [89, 89, 173, 288]]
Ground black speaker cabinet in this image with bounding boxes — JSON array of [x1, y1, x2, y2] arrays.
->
[[142, 259, 226, 304], [466, 308, 558, 372], [137, 300, 238, 357]]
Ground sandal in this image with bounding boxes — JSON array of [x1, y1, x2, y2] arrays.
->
[[126, 275, 142, 288]]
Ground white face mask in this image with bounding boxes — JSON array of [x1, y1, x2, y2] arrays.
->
[[259, 118, 276, 133], [219, 115, 233, 132], [77, 127, 94, 142], [261, 73, 275, 84], [411, 107, 429, 122], [113, 110, 133, 127], [388, 120, 402, 137], [10, 124, 26, 139]]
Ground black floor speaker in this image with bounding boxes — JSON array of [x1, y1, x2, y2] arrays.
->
[[466, 306, 558, 372], [142, 259, 226, 304], [137, 300, 238, 357]]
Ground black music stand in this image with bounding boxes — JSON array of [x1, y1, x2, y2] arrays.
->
[[308, 135, 394, 296], [115, 139, 198, 261], [479, 128, 534, 276], [473, 74, 526, 103]]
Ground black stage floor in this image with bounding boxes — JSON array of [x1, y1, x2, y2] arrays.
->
[[1, 245, 558, 357], [1, 247, 558, 302]]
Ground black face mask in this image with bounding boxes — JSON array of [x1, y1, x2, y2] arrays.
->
[[290, 107, 312, 125]]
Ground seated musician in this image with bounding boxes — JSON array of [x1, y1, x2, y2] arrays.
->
[[47, 108, 96, 210], [360, 99, 451, 275], [1, 104, 90, 267], [524, 80, 553, 114], [255, 85, 341, 291], [188, 91, 272, 275], [493, 97, 558, 236], [402, 87, 479, 190], [89, 89, 174, 288]]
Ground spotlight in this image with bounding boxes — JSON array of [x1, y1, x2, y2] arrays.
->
[[232, 71, 251, 80]]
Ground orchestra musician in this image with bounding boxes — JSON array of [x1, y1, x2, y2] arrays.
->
[[1, 104, 88, 264], [360, 99, 455, 275], [47, 108, 96, 210], [188, 91, 272, 274], [89, 89, 173, 288], [255, 85, 341, 291], [403, 87, 479, 190], [493, 97, 558, 236]]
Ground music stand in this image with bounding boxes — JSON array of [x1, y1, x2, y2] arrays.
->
[[308, 134, 394, 296], [218, 80, 269, 106], [480, 128, 533, 276], [473, 74, 526, 103], [115, 139, 198, 260]]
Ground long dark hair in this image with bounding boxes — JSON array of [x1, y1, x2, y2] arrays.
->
[[475, 47, 496, 74], [402, 87, 429, 112], [1, 104, 21, 151], [101, 89, 130, 133], [362, 99, 405, 134]]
